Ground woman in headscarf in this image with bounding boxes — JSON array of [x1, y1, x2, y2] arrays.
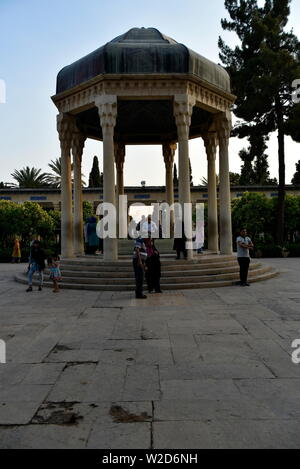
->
[[173, 222, 187, 260], [145, 238, 162, 293], [86, 216, 99, 255], [12, 238, 21, 263], [26, 240, 46, 292]]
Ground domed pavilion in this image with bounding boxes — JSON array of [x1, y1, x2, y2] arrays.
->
[[52, 27, 236, 261]]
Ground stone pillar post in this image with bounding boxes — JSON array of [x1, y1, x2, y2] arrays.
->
[[114, 143, 126, 238], [216, 111, 233, 255], [57, 113, 74, 258], [203, 132, 219, 252], [163, 142, 176, 231], [95, 95, 118, 261], [72, 131, 86, 256], [174, 94, 196, 260]]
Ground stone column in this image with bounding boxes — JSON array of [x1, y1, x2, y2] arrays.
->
[[95, 95, 118, 261], [72, 131, 86, 256], [174, 94, 196, 260], [203, 132, 219, 252], [216, 111, 233, 255], [115, 143, 125, 198], [163, 142, 176, 236], [57, 113, 74, 258], [114, 143, 126, 238], [163, 142, 176, 227]]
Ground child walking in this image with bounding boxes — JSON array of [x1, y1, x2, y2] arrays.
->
[[47, 255, 61, 293]]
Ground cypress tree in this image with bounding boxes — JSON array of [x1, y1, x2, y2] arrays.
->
[[88, 156, 102, 188], [292, 161, 300, 185], [219, 0, 300, 244], [173, 163, 178, 188]]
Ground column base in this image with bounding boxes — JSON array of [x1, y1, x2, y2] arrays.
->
[[104, 238, 118, 261]]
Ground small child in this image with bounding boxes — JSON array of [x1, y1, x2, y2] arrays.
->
[[47, 255, 61, 293]]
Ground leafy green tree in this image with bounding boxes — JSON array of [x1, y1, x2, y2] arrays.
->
[[219, 0, 300, 244], [19, 202, 55, 241], [83, 200, 94, 222], [286, 103, 300, 143], [48, 210, 61, 230], [283, 195, 300, 236], [232, 192, 274, 243], [239, 148, 255, 185], [89, 156, 102, 187], [0, 201, 55, 256], [292, 160, 300, 185], [173, 163, 178, 188], [229, 172, 242, 186], [0, 201, 22, 242], [11, 166, 50, 188]]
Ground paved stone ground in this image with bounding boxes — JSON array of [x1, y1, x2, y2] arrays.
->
[[0, 259, 299, 449]]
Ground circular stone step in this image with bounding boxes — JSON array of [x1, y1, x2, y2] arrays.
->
[[15, 255, 278, 291]]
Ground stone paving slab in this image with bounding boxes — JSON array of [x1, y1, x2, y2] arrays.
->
[[0, 259, 299, 448], [0, 402, 42, 425], [153, 419, 300, 449], [154, 398, 277, 421], [160, 378, 241, 400], [87, 422, 151, 449], [122, 365, 160, 401], [159, 361, 274, 380]]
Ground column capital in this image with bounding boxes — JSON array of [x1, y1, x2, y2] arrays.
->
[[174, 94, 196, 140], [203, 132, 218, 161], [114, 143, 125, 170], [57, 113, 74, 151], [72, 131, 86, 162], [163, 142, 177, 168], [95, 95, 117, 135], [214, 111, 232, 141]]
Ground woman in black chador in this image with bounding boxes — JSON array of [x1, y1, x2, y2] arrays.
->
[[145, 238, 162, 294], [173, 222, 187, 259]]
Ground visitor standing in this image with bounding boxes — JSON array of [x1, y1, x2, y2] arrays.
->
[[145, 238, 162, 293], [26, 240, 46, 292], [173, 223, 187, 260], [86, 216, 99, 255], [47, 255, 61, 293], [12, 238, 21, 263], [141, 215, 158, 238], [132, 236, 147, 299], [236, 228, 254, 286]]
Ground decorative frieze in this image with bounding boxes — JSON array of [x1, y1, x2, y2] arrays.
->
[[53, 77, 234, 115]]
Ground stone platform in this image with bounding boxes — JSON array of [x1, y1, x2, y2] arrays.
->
[[15, 253, 277, 291], [0, 259, 300, 448]]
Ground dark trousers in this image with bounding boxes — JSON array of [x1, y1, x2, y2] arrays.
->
[[238, 257, 250, 284], [176, 249, 187, 259], [133, 259, 144, 297], [145, 257, 161, 292]]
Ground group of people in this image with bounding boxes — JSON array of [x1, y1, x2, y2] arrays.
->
[[132, 222, 255, 298], [26, 239, 61, 293], [133, 235, 162, 299], [16, 219, 254, 294]]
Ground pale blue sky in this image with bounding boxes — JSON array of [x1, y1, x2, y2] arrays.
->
[[1, 0, 300, 186]]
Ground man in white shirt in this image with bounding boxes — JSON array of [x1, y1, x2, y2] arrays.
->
[[236, 228, 254, 286], [141, 215, 159, 238]]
